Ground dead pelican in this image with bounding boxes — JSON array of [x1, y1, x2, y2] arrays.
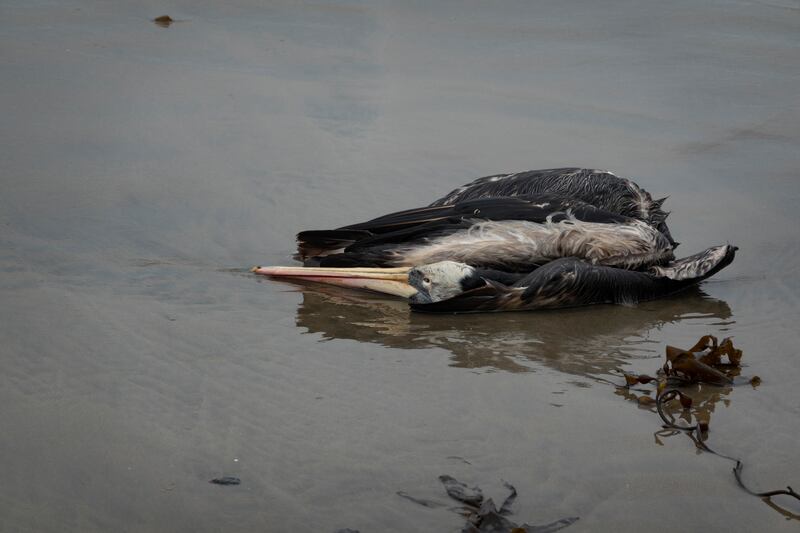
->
[[256, 168, 735, 312]]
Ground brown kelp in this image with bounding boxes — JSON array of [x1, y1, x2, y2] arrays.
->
[[617, 336, 798, 518]]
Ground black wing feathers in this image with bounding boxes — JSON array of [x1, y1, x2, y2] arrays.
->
[[429, 167, 676, 247]]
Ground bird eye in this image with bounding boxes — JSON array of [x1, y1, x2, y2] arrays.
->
[[423, 277, 431, 284]]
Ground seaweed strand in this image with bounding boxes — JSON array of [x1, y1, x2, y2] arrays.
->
[[655, 389, 800, 513]]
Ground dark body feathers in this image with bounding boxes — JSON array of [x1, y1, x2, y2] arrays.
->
[[411, 245, 736, 313]]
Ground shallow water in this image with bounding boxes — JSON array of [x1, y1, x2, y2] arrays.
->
[[1, 0, 799, 531]]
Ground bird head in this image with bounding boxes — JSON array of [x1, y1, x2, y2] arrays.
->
[[408, 261, 480, 304]]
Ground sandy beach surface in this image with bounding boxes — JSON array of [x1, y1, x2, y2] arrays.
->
[[1, 0, 799, 531]]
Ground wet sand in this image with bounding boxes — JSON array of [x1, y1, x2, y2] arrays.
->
[[1, 0, 799, 530]]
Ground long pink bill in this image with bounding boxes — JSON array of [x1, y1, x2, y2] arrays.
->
[[252, 265, 417, 298]]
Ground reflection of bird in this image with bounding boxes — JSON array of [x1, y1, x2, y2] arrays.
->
[[256, 168, 736, 312], [290, 279, 733, 375]]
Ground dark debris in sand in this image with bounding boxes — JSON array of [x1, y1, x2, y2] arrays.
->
[[399, 475, 578, 533]]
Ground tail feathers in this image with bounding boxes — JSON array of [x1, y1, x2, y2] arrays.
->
[[295, 229, 372, 261], [651, 244, 737, 282]]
